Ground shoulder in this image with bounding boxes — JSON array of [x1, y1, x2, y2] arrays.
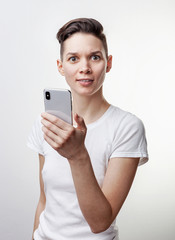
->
[[27, 114, 45, 155], [109, 105, 145, 131], [31, 114, 43, 132]]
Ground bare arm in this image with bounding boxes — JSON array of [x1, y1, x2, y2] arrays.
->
[[69, 151, 139, 233], [32, 154, 46, 239], [41, 112, 139, 233]]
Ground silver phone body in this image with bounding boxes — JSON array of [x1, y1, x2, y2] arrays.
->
[[43, 88, 72, 125]]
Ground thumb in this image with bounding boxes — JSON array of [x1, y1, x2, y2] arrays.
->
[[74, 113, 86, 132]]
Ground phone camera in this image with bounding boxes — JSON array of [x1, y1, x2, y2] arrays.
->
[[45, 91, 50, 100]]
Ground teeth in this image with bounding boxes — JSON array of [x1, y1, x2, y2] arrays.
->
[[80, 80, 92, 82]]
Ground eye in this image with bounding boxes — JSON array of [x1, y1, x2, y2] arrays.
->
[[91, 55, 101, 61], [68, 56, 78, 62]]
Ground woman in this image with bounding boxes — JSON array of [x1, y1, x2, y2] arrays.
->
[[27, 18, 148, 240]]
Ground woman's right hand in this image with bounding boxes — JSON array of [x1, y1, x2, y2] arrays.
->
[[41, 112, 87, 160]]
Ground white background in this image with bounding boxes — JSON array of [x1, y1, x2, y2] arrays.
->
[[0, 0, 175, 239]]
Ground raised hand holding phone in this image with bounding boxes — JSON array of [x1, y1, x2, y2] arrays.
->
[[41, 112, 87, 160]]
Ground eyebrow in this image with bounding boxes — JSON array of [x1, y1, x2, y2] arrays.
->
[[90, 51, 103, 55], [66, 50, 103, 57], [66, 52, 78, 57]]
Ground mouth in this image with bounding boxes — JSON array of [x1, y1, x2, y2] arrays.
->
[[76, 79, 94, 82], [76, 78, 94, 87]]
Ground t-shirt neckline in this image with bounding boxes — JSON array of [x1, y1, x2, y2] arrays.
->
[[86, 105, 114, 130]]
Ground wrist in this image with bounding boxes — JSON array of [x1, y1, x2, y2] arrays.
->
[[67, 145, 89, 164]]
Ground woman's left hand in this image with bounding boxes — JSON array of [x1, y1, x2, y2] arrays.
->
[[41, 112, 87, 160]]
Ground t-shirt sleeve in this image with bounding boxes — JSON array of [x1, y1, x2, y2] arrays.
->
[[27, 115, 44, 155], [110, 114, 148, 166]]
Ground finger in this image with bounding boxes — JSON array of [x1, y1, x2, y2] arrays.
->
[[41, 112, 70, 130], [41, 118, 75, 141], [41, 118, 63, 136], [42, 126, 62, 145], [74, 114, 86, 132], [43, 133, 62, 151]]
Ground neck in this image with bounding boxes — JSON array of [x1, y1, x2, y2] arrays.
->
[[72, 88, 110, 125]]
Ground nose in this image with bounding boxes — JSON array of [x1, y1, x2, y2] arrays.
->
[[79, 60, 92, 74]]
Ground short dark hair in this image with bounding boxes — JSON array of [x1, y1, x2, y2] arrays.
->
[[56, 18, 108, 59]]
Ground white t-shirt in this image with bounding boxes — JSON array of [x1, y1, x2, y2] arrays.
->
[[27, 105, 148, 240]]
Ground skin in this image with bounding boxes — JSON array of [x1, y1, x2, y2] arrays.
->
[[32, 33, 139, 237], [32, 154, 45, 239], [57, 33, 113, 124]]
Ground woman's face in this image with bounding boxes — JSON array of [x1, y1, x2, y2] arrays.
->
[[57, 33, 112, 97]]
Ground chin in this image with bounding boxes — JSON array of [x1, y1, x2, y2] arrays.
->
[[71, 88, 93, 96], [78, 88, 102, 98]]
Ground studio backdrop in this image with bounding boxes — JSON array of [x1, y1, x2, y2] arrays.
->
[[0, 0, 175, 239]]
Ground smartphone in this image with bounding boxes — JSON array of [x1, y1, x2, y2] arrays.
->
[[43, 88, 72, 125]]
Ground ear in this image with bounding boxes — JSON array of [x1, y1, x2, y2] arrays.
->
[[57, 59, 64, 76], [106, 55, 112, 73]]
